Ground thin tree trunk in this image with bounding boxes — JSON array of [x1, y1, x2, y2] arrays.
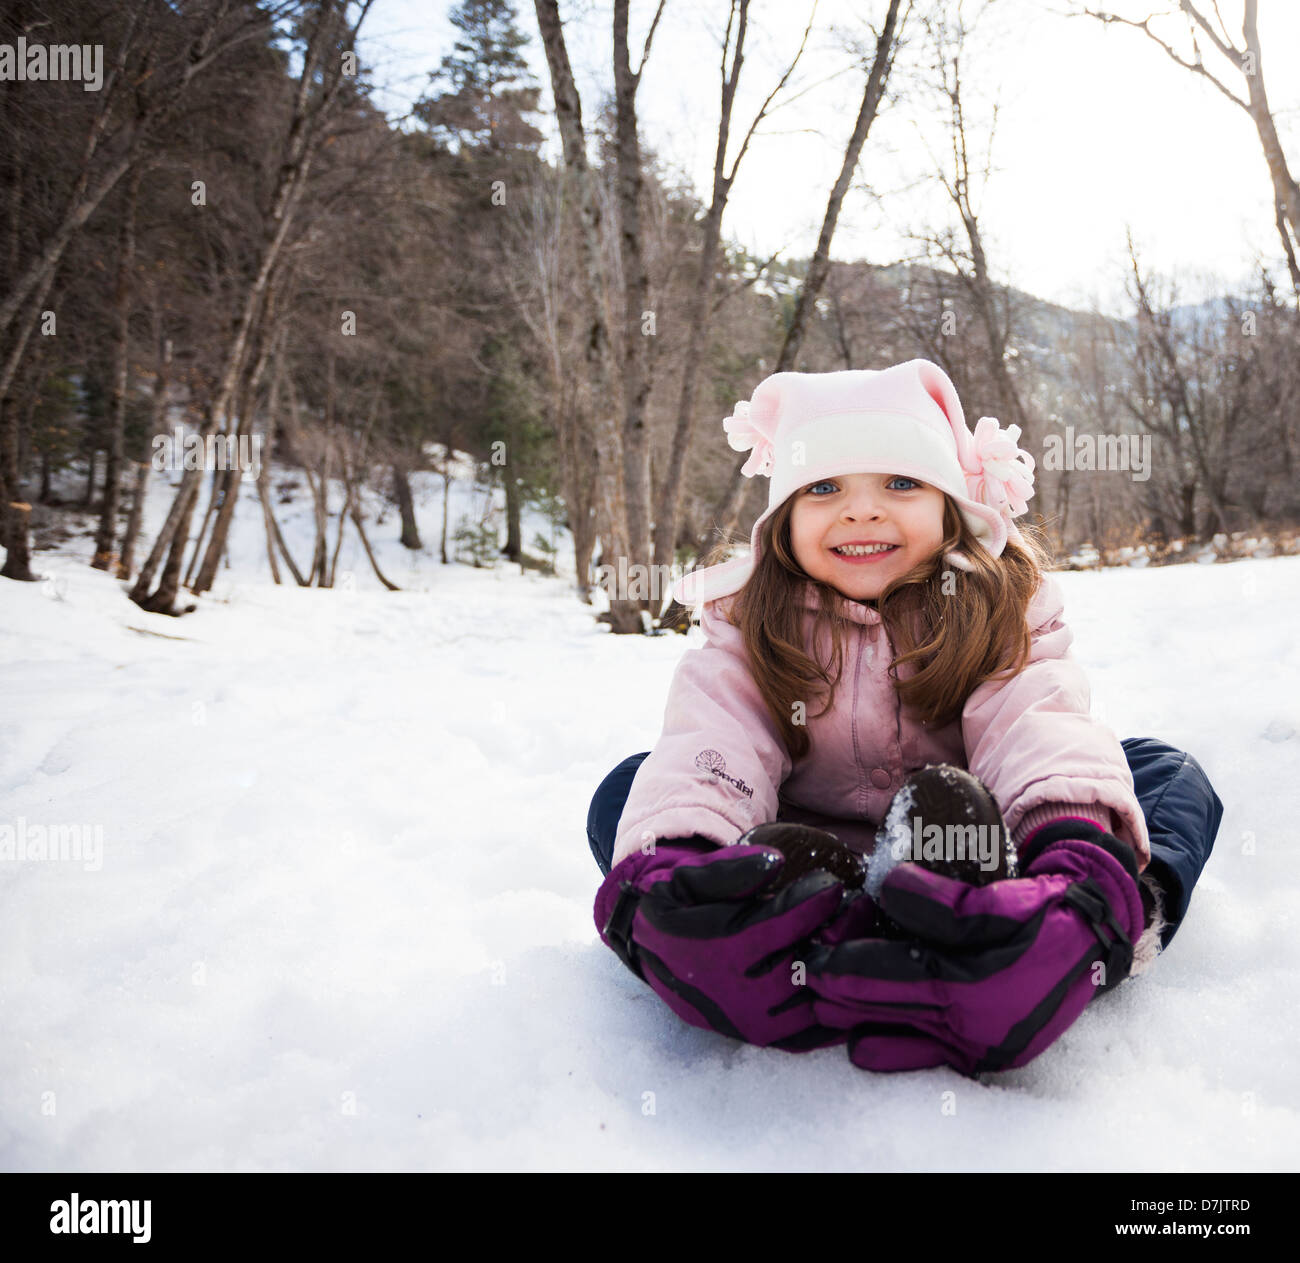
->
[[651, 0, 815, 577], [184, 466, 226, 589], [128, 401, 215, 603], [0, 270, 51, 580], [192, 274, 284, 593], [118, 334, 171, 579], [611, 0, 663, 606], [440, 453, 451, 564], [341, 454, 398, 590], [254, 330, 306, 584], [262, 481, 305, 585], [140, 473, 202, 615], [392, 463, 422, 549], [281, 368, 328, 584], [92, 165, 142, 571], [1091, 1, 1300, 292], [675, 0, 904, 602], [326, 467, 346, 588], [534, 0, 640, 632], [502, 464, 522, 561], [560, 381, 597, 601]]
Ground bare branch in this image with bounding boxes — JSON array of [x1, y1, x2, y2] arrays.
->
[[1078, 5, 1247, 109], [1180, 0, 1240, 65], [634, 0, 669, 82], [725, 0, 819, 185]]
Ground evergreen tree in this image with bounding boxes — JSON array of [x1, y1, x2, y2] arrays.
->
[[415, 0, 543, 155]]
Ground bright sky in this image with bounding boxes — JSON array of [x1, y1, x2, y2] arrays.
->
[[358, 0, 1300, 319]]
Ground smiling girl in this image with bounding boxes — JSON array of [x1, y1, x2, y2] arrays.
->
[[585, 359, 1223, 1074]]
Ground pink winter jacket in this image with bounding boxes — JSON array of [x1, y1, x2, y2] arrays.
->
[[611, 573, 1151, 872]]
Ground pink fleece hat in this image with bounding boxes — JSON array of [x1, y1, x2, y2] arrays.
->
[[673, 358, 1036, 607]]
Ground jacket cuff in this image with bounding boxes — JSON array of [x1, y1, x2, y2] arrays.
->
[[612, 805, 745, 869], [1014, 800, 1114, 850]]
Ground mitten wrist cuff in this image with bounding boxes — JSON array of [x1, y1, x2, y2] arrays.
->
[[1018, 819, 1140, 887], [1015, 800, 1113, 850]]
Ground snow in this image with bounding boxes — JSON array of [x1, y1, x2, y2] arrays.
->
[[2, 463, 1299, 1172], [865, 782, 914, 899]]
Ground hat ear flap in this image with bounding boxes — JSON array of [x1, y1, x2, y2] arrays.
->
[[913, 360, 973, 468], [747, 374, 784, 435]]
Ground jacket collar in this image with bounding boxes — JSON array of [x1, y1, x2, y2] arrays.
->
[[799, 580, 882, 625]]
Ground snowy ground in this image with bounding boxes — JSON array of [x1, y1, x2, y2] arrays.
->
[[1, 463, 1298, 1171]]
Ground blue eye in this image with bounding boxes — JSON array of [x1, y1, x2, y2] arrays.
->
[[807, 476, 921, 495]]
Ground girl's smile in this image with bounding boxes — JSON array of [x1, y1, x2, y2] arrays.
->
[[789, 472, 947, 600]]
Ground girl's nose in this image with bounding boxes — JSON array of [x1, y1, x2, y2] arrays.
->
[[843, 487, 886, 519]]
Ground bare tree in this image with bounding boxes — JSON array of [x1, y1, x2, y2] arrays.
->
[[610, 0, 667, 616], [91, 165, 142, 572], [650, 0, 818, 579], [1078, 0, 1300, 293], [1114, 232, 1235, 540], [534, 0, 641, 632], [501, 163, 599, 597], [129, 0, 374, 614], [668, 0, 908, 621]]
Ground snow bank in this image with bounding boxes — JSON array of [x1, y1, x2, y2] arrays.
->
[[1, 466, 1297, 1170]]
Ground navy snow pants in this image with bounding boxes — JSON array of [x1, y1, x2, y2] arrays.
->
[[586, 736, 1224, 953]]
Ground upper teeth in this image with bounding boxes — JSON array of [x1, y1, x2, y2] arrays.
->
[[834, 543, 896, 555]]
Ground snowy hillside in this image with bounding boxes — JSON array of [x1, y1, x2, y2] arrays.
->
[[1, 464, 1297, 1172]]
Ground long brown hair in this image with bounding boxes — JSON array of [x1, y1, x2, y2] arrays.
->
[[704, 492, 1055, 762]]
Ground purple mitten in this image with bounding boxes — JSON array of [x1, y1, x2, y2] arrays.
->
[[803, 820, 1144, 1075], [594, 826, 852, 1052]]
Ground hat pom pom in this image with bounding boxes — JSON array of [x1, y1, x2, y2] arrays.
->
[[722, 400, 776, 478], [964, 416, 1035, 518]]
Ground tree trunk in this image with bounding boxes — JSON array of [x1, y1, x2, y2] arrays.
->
[[127, 405, 207, 604], [612, 0, 657, 607], [192, 280, 281, 594], [503, 467, 522, 562], [92, 165, 142, 571], [567, 406, 597, 601], [652, 0, 818, 589], [326, 480, 346, 588], [1237, 3, 1300, 290], [282, 368, 329, 584], [685, 0, 904, 576], [139, 473, 202, 615], [342, 454, 399, 591], [440, 456, 451, 564], [185, 466, 227, 589], [534, 0, 640, 633], [118, 335, 171, 579], [254, 331, 306, 585], [392, 463, 422, 549], [651, 1, 742, 577]]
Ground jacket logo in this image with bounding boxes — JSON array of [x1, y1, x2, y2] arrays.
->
[[694, 748, 754, 799]]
